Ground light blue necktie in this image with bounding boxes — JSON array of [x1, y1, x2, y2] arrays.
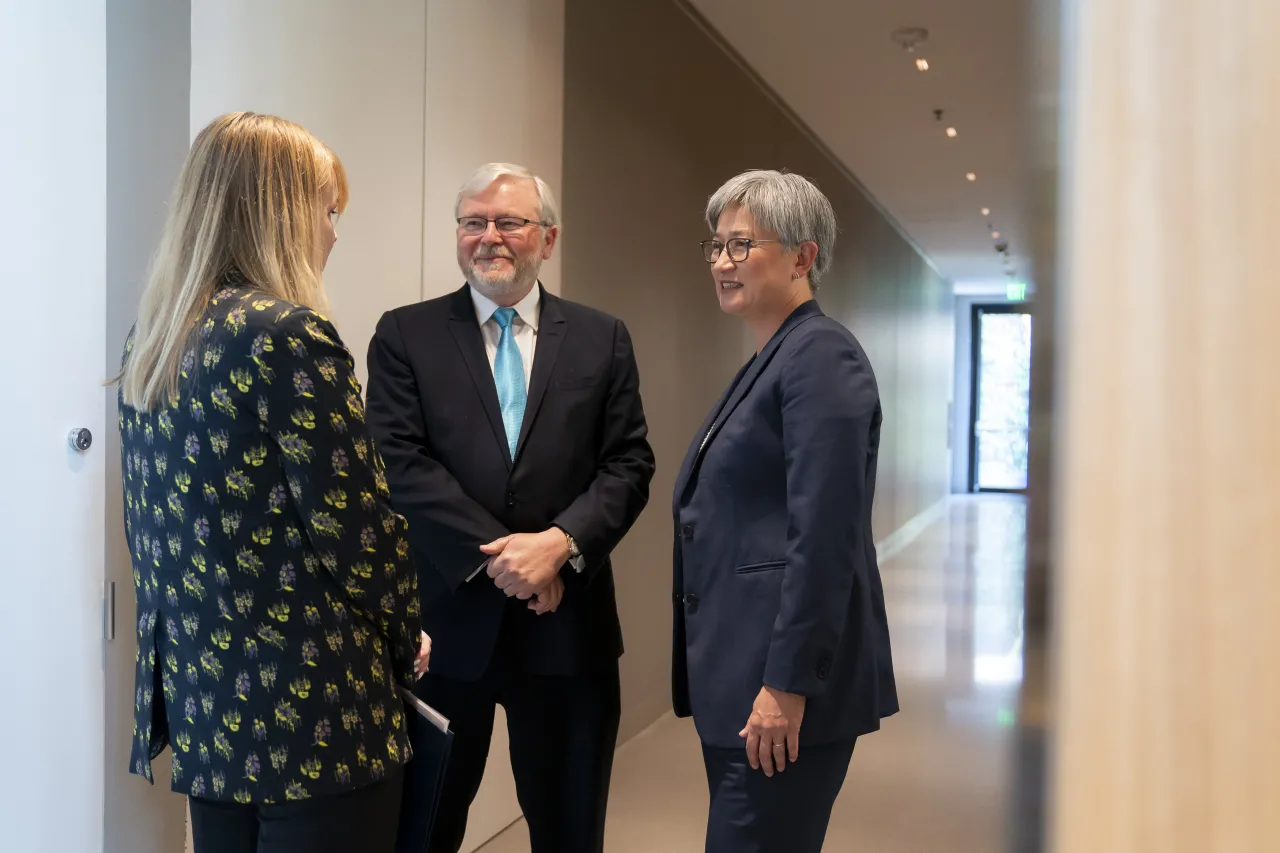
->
[[492, 307, 527, 460]]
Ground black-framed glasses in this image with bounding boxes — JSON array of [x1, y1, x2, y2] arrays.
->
[[457, 216, 549, 235], [700, 238, 778, 263]]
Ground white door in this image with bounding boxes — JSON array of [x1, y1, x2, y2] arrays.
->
[[0, 2, 108, 851]]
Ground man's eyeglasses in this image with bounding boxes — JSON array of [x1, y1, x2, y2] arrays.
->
[[700, 238, 777, 264], [457, 216, 549, 235]]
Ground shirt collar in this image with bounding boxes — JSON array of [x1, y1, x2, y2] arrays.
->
[[469, 283, 542, 332]]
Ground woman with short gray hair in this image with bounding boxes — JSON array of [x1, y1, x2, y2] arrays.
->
[[671, 170, 899, 852]]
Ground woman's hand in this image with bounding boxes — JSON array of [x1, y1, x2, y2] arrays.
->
[[739, 685, 806, 776], [413, 631, 431, 680]]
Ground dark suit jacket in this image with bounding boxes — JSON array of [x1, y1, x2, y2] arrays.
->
[[671, 301, 898, 749], [118, 282, 422, 803], [365, 284, 655, 681]]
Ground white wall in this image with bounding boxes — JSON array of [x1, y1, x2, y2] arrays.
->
[[0, 2, 108, 851], [422, 0, 565, 298], [189, 0, 428, 386]]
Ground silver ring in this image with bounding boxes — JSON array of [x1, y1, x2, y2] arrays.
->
[[772, 742, 785, 749]]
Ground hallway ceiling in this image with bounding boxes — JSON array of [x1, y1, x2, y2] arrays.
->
[[687, 0, 1030, 288]]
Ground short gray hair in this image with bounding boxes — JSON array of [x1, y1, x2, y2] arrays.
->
[[455, 162, 561, 228], [705, 170, 837, 287]]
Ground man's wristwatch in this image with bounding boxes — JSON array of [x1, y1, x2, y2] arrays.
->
[[560, 528, 585, 573]]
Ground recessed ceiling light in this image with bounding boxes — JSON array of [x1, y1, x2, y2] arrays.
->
[[992, 231, 1001, 239], [916, 58, 930, 71], [966, 172, 977, 181], [981, 207, 991, 216], [946, 127, 958, 138]]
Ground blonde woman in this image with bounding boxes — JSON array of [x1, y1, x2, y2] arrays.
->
[[115, 112, 430, 853]]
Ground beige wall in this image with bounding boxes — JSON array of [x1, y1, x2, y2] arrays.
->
[[1046, 0, 1280, 848], [562, 0, 954, 743]]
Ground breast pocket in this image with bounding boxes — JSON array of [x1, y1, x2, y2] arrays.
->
[[552, 374, 605, 392], [734, 560, 787, 575]]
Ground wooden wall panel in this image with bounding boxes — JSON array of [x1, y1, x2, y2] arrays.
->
[[1050, 0, 1280, 848]]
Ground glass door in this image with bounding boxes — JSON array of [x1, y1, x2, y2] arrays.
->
[[969, 304, 1033, 491]]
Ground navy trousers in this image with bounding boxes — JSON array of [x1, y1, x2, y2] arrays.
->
[[701, 738, 856, 853]]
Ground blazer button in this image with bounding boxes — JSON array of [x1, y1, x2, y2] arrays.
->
[[505, 491, 516, 508], [673, 592, 684, 604], [680, 524, 694, 540], [816, 653, 833, 680], [684, 593, 700, 613]]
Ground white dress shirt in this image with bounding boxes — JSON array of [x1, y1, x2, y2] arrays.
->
[[465, 283, 584, 579], [469, 283, 540, 390]]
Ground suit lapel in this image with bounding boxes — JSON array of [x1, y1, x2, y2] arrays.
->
[[676, 301, 824, 505], [672, 358, 752, 510], [514, 284, 564, 462], [446, 285, 512, 471]]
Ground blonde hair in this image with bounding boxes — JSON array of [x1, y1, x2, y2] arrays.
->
[[118, 112, 348, 409]]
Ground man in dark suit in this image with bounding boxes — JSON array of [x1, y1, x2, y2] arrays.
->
[[366, 163, 654, 853]]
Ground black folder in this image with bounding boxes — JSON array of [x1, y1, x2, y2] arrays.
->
[[395, 686, 454, 853]]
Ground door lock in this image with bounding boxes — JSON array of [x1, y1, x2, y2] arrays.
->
[[68, 428, 93, 452]]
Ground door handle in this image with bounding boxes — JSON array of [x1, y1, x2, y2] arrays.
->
[[104, 581, 115, 641]]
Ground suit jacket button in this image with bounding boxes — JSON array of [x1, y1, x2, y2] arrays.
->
[[680, 524, 694, 540], [684, 593, 700, 613], [816, 653, 832, 680], [505, 491, 516, 507]]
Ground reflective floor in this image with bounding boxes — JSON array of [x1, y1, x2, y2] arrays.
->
[[480, 495, 1026, 852]]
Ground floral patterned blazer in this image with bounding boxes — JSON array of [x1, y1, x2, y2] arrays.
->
[[118, 281, 422, 804]]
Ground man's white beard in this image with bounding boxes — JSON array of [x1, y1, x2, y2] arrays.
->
[[463, 249, 542, 303]]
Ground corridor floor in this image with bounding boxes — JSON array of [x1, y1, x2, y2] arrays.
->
[[479, 495, 1026, 852]]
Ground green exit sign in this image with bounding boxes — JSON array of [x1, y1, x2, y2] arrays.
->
[[1006, 282, 1027, 301]]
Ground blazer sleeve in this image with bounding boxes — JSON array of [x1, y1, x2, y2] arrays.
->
[[256, 307, 423, 688], [762, 326, 876, 697], [552, 318, 656, 580], [365, 309, 510, 590]]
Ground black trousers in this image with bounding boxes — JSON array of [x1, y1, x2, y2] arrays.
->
[[702, 738, 856, 853], [188, 770, 403, 853], [398, 614, 622, 853]]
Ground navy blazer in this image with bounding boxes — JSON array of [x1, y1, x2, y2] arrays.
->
[[671, 301, 898, 749]]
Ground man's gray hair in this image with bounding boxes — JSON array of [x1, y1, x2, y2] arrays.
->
[[705, 170, 837, 288], [455, 162, 561, 228]]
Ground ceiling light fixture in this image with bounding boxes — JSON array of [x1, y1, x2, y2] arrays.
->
[[966, 172, 977, 182], [992, 231, 1001, 239], [946, 126, 958, 137], [981, 207, 991, 216], [891, 28, 930, 71]]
